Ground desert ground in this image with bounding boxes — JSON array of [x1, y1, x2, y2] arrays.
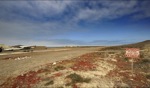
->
[[0, 47, 100, 86], [0, 41, 150, 88]]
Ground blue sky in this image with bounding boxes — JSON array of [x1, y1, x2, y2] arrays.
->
[[0, 0, 150, 46]]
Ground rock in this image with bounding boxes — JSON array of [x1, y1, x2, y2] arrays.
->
[[115, 82, 130, 88], [52, 62, 56, 65]]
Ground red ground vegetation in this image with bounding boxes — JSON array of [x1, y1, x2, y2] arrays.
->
[[71, 60, 96, 71], [1, 71, 41, 88]]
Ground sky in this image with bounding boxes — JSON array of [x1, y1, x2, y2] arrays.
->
[[0, 0, 150, 46]]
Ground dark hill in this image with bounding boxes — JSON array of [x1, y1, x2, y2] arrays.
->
[[101, 40, 150, 50]]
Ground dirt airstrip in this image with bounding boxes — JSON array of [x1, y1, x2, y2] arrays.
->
[[0, 47, 149, 88]]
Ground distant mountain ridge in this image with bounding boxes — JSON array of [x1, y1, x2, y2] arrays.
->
[[101, 40, 150, 50], [123, 40, 150, 48]]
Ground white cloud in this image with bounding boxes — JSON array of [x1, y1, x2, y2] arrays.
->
[[0, 20, 75, 39], [0, 0, 148, 23], [33, 1, 72, 14], [0, 1, 73, 21], [132, 1, 150, 20], [0, 0, 149, 46], [73, 1, 138, 22]]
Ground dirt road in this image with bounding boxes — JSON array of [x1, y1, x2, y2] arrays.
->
[[0, 47, 100, 85]]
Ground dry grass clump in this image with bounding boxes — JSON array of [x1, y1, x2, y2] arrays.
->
[[123, 57, 129, 62], [141, 59, 150, 64], [44, 80, 54, 86], [65, 73, 91, 86], [134, 58, 150, 73], [57, 86, 64, 88], [54, 66, 65, 71], [146, 74, 150, 79]]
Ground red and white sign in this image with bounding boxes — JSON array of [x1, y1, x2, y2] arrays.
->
[[125, 48, 140, 58]]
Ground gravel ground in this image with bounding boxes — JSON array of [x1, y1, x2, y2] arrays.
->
[[0, 47, 100, 85], [1, 47, 149, 87]]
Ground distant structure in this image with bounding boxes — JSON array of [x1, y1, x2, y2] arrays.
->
[[0, 44, 11, 49], [0, 44, 48, 53], [0, 44, 12, 52], [0, 44, 35, 53]]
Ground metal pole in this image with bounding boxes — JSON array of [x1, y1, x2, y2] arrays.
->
[[132, 58, 133, 76], [131, 58, 134, 87]]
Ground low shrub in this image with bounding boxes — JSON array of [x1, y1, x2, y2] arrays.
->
[[65, 73, 91, 86], [44, 80, 54, 86], [146, 74, 150, 79], [123, 57, 129, 62], [58, 86, 64, 88], [141, 59, 150, 64], [54, 66, 65, 71]]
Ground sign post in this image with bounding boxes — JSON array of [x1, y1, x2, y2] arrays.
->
[[125, 48, 140, 86]]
